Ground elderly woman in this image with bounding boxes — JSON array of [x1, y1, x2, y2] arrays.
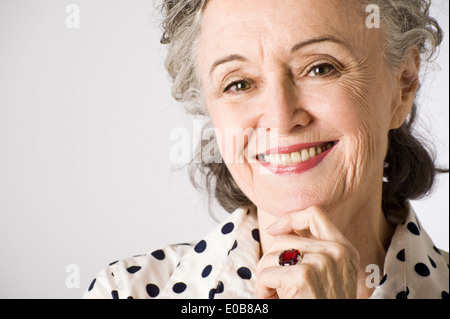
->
[[84, 0, 448, 299]]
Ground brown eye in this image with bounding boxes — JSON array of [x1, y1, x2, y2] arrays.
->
[[224, 80, 252, 92], [308, 63, 336, 77]]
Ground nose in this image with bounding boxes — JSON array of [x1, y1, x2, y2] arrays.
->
[[258, 74, 312, 135]]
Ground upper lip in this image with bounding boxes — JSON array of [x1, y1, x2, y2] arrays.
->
[[260, 141, 336, 156]]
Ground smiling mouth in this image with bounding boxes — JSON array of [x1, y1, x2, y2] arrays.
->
[[257, 141, 336, 166]]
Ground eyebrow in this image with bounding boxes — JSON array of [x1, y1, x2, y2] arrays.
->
[[209, 36, 348, 76], [290, 36, 348, 52], [209, 54, 248, 76]]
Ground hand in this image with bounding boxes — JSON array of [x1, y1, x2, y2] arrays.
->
[[255, 205, 360, 299]]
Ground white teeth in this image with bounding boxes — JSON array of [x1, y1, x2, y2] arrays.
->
[[301, 149, 309, 161], [269, 153, 279, 165], [262, 142, 334, 165], [290, 151, 301, 163], [280, 153, 292, 165]]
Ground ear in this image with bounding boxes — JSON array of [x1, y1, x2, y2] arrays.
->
[[389, 48, 421, 130]]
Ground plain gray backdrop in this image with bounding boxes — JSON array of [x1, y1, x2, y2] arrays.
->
[[0, 0, 448, 298]]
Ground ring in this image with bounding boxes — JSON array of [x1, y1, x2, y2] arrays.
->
[[278, 249, 303, 266]]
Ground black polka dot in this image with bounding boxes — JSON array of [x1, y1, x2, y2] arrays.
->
[[428, 256, 437, 268], [433, 246, 442, 255], [407, 222, 420, 236], [111, 290, 119, 299], [415, 218, 422, 231], [228, 240, 238, 255], [396, 249, 405, 262], [395, 287, 409, 299], [252, 229, 260, 242], [194, 240, 207, 253], [237, 267, 252, 280], [173, 282, 187, 294], [216, 281, 224, 294], [221, 222, 234, 234], [127, 296, 134, 299], [146, 283, 160, 298], [202, 265, 213, 278], [88, 278, 96, 291], [151, 249, 166, 260], [209, 288, 217, 299], [379, 274, 387, 286], [414, 263, 430, 277], [442, 291, 449, 299], [126, 266, 141, 274]]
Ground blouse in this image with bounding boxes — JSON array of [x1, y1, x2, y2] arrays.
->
[[82, 204, 449, 299]]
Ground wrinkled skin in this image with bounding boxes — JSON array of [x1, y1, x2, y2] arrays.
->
[[196, 0, 420, 298]]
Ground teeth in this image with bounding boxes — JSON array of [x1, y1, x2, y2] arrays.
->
[[290, 151, 301, 163], [262, 142, 334, 165], [301, 149, 309, 161], [280, 153, 292, 165], [269, 153, 279, 165]]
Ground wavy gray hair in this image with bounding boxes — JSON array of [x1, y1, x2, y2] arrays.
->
[[160, 0, 446, 215]]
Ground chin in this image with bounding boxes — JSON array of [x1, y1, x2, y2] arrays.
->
[[251, 187, 336, 217]]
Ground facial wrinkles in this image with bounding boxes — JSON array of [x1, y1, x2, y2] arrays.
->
[[199, 0, 392, 215], [335, 52, 384, 196], [332, 8, 388, 201]]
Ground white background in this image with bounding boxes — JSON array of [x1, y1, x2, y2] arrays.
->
[[0, 0, 448, 298]]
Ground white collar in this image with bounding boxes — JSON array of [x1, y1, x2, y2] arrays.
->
[[370, 202, 449, 299], [159, 206, 260, 299], [157, 204, 448, 299]]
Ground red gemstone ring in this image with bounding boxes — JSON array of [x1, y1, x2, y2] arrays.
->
[[278, 249, 303, 266]]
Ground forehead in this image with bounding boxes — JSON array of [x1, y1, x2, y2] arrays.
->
[[199, 0, 375, 61]]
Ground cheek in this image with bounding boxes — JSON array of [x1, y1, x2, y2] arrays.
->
[[314, 76, 391, 187], [207, 101, 268, 204], [209, 109, 246, 163], [207, 102, 261, 174]]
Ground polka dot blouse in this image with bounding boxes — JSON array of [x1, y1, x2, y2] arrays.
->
[[82, 205, 449, 299]]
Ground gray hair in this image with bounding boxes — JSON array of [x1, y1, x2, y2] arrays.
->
[[160, 0, 446, 215]]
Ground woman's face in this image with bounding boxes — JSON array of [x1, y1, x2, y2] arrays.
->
[[197, 0, 407, 217]]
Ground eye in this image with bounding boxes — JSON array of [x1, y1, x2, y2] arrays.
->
[[307, 63, 336, 77], [224, 80, 252, 93]]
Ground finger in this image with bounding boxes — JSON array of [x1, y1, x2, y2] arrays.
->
[[257, 246, 322, 269], [266, 234, 335, 258], [256, 264, 318, 299], [254, 253, 279, 299], [255, 266, 286, 299], [266, 205, 348, 243], [259, 234, 322, 260], [254, 274, 279, 299], [263, 237, 360, 285]]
